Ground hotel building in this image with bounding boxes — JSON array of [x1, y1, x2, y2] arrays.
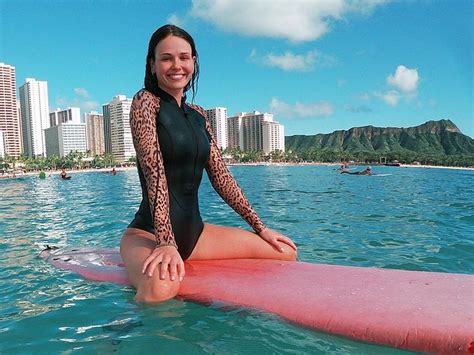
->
[[44, 107, 86, 157], [103, 95, 134, 163], [49, 107, 81, 126], [85, 111, 105, 156], [227, 111, 284, 153], [206, 107, 228, 149], [0, 63, 21, 157], [19, 78, 50, 157]]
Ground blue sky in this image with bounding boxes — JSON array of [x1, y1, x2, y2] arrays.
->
[[1, 0, 472, 137]]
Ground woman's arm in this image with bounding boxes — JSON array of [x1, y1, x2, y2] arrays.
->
[[188, 104, 266, 234]]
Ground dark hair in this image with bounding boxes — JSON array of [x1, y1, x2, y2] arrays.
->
[[144, 24, 199, 101]]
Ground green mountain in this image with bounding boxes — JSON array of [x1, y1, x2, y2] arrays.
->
[[285, 120, 474, 155]]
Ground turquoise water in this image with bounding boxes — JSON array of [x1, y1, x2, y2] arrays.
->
[[1, 165, 473, 354]]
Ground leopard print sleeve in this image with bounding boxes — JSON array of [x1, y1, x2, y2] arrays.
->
[[130, 90, 177, 249], [188, 104, 267, 234]]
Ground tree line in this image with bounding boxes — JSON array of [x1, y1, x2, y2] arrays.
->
[[1, 147, 472, 172]]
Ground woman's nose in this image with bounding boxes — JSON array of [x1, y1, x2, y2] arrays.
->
[[171, 58, 181, 69]]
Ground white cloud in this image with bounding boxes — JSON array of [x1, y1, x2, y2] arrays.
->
[[371, 65, 421, 107], [270, 97, 334, 118], [74, 87, 90, 98], [190, 0, 389, 42], [373, 90, 400, 106], [387, 65, 419, 93], [266, 51, 317, 72], [251, 49, 335, 72], [168, 14, 184, 27], [56, 88, 99, 112]]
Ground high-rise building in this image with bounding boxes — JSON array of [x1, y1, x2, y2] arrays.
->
[[17, 100, 23, 154], [0, 63, 21, 157], [103, 95, 134, 163], [102, 104, 112, 154], [19, 78, 50, 157], [50, 107, 81, 127], [227, 111, 283, 154], [205, 107, 228, 149], [44, 123, 87, 158], [85, 111, 105, 156], [44, 107, 86, 157], [263, 120, 285, 154], [227, 115, 242, 150]]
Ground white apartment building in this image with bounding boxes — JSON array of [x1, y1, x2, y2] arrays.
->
[[206, 107, 228, 149], [227, 111, 284, 154], [44, 123, 87, 157], [50, 107, 81, 126], [103, 95, 134, 163], [85, 111, 105, 156], [263, 120, 285, 154], [44, 107, 86, 157], [0, 63, 21, 157], [19, 78, 50, 157]]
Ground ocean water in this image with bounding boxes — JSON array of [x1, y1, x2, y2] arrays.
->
[[0, 165, 473, 354]]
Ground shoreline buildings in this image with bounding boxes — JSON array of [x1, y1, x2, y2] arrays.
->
[[0, 60, 285, 163]]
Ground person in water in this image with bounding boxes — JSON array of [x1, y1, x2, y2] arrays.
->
[[111, 167, 117, 176], [341, 166, 372, 175], [60, 169, 70, 179], [121, 24, 297, 303]]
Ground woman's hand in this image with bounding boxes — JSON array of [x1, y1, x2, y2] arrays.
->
[[142, 245, 185, 282], [258, 228, 297, 253]]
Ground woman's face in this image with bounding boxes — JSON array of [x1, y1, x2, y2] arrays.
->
[[151, 35, 195, 101]]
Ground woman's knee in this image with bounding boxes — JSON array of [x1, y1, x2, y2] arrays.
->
[[135, 276, 181, 303], [277, 242, 298, 261]]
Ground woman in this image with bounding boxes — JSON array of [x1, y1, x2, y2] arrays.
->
[[121, 24, 297, 303]]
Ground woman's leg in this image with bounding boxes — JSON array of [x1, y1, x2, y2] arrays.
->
[[120, 228, 180, 303], [188, 223, 297, 261]]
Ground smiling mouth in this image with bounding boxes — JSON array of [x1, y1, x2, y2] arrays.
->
[[168, 74, 186, 80]]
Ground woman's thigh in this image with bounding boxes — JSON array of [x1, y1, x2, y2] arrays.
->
[[120, 228, 180, 302], [188, 223, 296, 261]]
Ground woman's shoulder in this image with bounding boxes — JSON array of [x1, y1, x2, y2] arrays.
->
[[187, 103, 207, 119], [133, 89, 160, 104]]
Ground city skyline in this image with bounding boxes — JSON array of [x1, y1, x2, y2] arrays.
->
[[1, 0, 472, 138]]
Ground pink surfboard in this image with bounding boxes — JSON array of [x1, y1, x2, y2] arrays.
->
[[40, 247, 474, 354]]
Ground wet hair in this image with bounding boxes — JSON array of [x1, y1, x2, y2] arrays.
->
[[144, 24, 199, 101]]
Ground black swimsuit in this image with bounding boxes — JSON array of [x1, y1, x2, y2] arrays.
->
[[128, 88, 211, 260]]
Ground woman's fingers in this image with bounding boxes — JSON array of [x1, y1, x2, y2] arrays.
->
[[142, 251, 162, 276], [177, 260, 185, 282], [159, 254, 171, 280], [168, 259, 178, 281], [142, 246, 185, 281], [279, 236, 297, 250]]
